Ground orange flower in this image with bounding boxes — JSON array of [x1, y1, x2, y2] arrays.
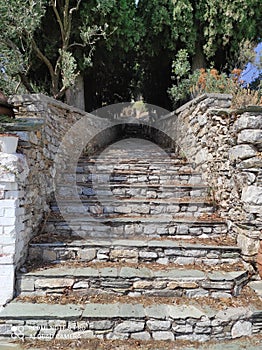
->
[[210, 69, 219, 78], [231, 68, 242, 77]]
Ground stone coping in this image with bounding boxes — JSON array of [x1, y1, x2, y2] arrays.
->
[[47, 215, 226, 224], [76, 183, 209, 188], [0, 301, 257, 320], [53, 197, 212, 205], [3, 118, 45, 131], [0, 303, 83, 320], [29, 238, 239, 250], [18, 265, 247, 280]]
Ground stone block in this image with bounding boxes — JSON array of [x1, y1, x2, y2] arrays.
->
[[72, 330, 94, 339], [237, 129, 262, 145], [237, 233, 260, 256], [114, 321, 145, 333], [35, 278, 75, 289], [89, 321, 113, 330], [110, 249, 138, 260], [235, 115, 262, 131], [130, 331, 151, 340], [72, 279, 89, 289], [231, 320, 252, 339], [79, 248, 96, 261], [106, 332, 129, 340], [139, 251, 158, 259], [241, 185, 262, 205], [147, 320, 171, 331], [152, 331, 174, 341], [43, 250, 57, 261], [167, 281, 198, 289], [172, 324, 193, 333], [83, 304, 145, 318], [229, 145, 257, 161], [176, 225, 189, 234], [0, 303, 82, 319], [133, 281, 166, 289]]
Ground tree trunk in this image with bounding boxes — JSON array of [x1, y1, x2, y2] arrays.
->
[[65, 74, 85, 110], [192, 40, 206, 71]]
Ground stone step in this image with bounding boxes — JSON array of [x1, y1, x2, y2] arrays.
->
[[71, 173, 204, 187], [50, 198, 214, 216], [28, 237, 241, 266], [76, 163, 195, 174], [0, 299, 261, 341], [77, 183, 209, 199], [43, 215, 228, 239], [16, 264, 248, 298], [58, 180, 208, 199], [81, 156, 186, 163], [75, 168, 200, 176]]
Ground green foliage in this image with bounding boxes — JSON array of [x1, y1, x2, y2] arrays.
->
[[169, 66, 262, 108], [0, 0, 47, 94], [168, 49, 197, 106], [0, 0, 261, 111], [172, 0, 262, 62], [0, 0, 111, 98]]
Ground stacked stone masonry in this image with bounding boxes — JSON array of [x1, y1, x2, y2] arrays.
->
[[0, 302, 261, 342], [156, 95, 262, 263]]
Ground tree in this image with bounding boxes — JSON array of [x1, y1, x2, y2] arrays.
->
[[0, 0, 111, 103], [82, 0, 141, 110], [171, 0, 262, 70], [136, 0, 177, 109]]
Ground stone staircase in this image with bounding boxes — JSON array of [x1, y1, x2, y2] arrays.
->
[[0, 138, 261, 344]]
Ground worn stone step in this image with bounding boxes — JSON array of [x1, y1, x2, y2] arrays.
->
[[16, 264, 248, 298], [50, 197, 214, 216], [58, 181, 208, 199], [76, 164, 195, 175], [28, 237, 241, 266], [70, 173, 205, 187], [0, 299, 261, 342], [43, 215, 228, 239], [81, 156, 187, 164], [76, 183, 209, 199]]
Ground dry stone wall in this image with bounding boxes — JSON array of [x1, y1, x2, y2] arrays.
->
[[170, 94, 262, 264], [0, 94, 115, 305]]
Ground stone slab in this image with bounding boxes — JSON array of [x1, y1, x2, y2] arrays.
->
[[83, 304, 145, 319], [0, 303, 82, 320]]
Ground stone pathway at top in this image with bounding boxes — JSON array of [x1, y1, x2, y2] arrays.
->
[[0, 137, 261, 344]]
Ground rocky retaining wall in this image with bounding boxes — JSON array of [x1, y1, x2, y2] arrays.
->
[[160, 94, 262, 265]]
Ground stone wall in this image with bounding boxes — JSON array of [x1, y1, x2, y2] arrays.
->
[[0, 94, 115, 305], [0, 153, 28, 305], [171, 94, 262, 264]]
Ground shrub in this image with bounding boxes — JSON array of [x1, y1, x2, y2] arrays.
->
[[169, 64, 262, 108]]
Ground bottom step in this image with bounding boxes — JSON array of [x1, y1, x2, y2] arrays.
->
[[0, 293, 261, 342]]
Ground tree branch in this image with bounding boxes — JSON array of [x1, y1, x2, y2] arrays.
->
[[31, 37, 57, 93], [69, 0, 82, 14], [67, 42, 86, 49], [18, 72, 34, 93], [51, 0, 65, 43], [63, 0, 70, 34]]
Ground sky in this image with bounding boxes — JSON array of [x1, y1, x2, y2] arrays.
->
[[241, 42, 262, 84]]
